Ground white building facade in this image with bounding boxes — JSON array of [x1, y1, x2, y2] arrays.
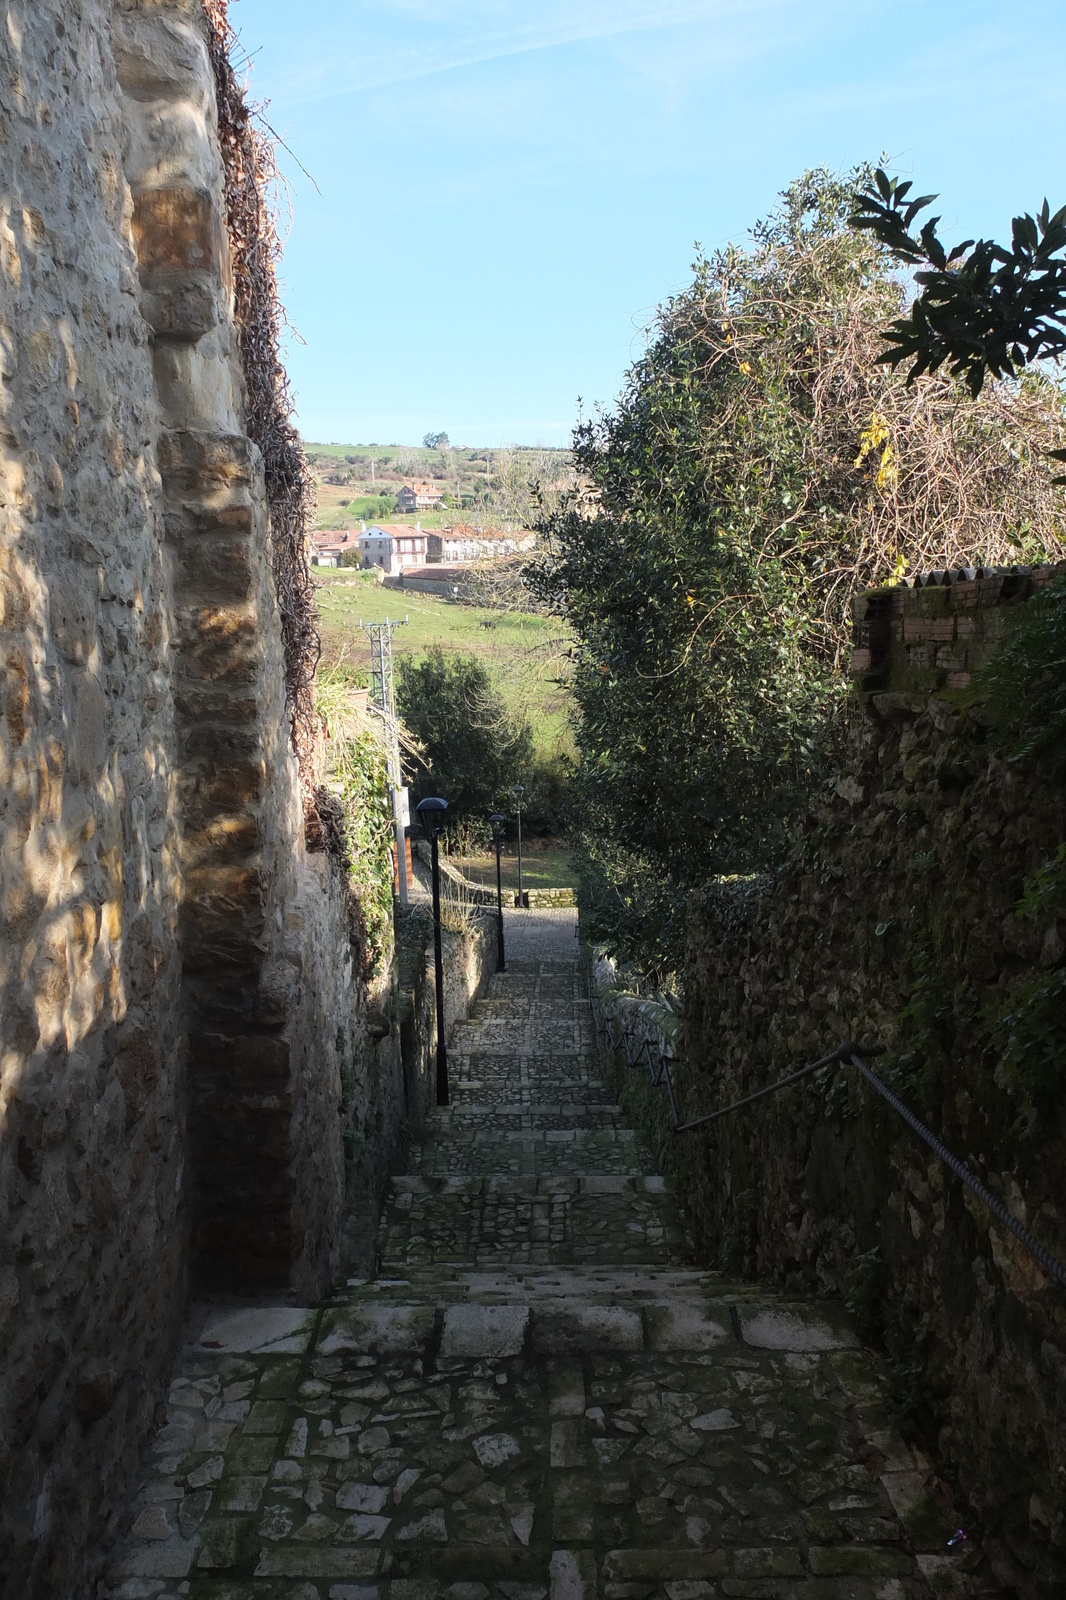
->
[[358, 523, 429, 575]]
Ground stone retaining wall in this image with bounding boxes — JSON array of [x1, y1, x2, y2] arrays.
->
[[674, 566, 1066, 1596], [0, 5, 380, 1594]]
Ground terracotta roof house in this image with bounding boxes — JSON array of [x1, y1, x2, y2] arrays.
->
[[395, 480, 445, 513], [310, 528, 356, 567]]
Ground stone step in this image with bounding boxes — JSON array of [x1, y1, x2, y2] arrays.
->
[[412, 1127, 650, 1180], [108, 931, 991, 1600], [427, 1106, 626, 1131], [450, 1025, 593, 1058], [377, 1176, 686, 1270], [446, 1084, 619, 1109], [108, 1287, 968, 1598]]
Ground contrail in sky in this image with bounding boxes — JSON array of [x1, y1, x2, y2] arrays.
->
[[262, 0, 798, 106]]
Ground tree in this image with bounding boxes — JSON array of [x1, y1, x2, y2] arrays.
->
[[423, 430, 450, 450], [531, 165, 1066, 976], [851, 169, 1066, 402], [397, 646, 533, 821]]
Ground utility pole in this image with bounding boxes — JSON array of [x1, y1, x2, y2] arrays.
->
[[359, 614, 410, 904]]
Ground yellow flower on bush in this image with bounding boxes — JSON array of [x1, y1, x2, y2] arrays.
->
[[876, 442, 899, 491], [854, 412, 898, 491]]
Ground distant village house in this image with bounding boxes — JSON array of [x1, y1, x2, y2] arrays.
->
[[310, 528, 356, 567], [425, 524, 536, 563], [359, 523, 429, 575], [394, 479, 446, 513]]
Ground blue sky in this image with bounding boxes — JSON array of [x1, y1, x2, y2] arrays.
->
[[232, 0, 1066, 448]]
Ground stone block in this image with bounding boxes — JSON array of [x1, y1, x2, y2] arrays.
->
[[549, 1420, 586, 1468], [110, 1535, 197, 1580], [132, 187, 224, 282], [549, 1549, 597, 1600], [171, 527, 257, 601], [739, 1306, 859, 1352], [807, 1544, 911, 1576], [547, 1359, 585, 1417], [158, 428, 255, 494], [532, 1304, 644, 1353], [255, 1546, 380, 1577], [602, 1551, 728, 1581], [194, 1306, 315, 1355], [727, 1548, 803, 1577], [440, 1304, 529, 1358], [141, 276, 220, 341], [646, 1300, 731, 1352], [318, 1305, 436, 1357], [189, 1032, 291, 1093]]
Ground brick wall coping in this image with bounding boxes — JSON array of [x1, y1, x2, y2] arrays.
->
[[850, 558, 1065, 703]]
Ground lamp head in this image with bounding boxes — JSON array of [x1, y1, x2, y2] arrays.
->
[[489, 812, 506, 843], [415, 796, 449, 840], [512, 784, 525, 801]]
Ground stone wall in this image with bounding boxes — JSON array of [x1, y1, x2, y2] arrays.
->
[[0, 3, 379, 1594], [672, 566, 1066, 1596]]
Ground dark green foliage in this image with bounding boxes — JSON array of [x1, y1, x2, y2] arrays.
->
[[341, 496, 393, 526], [980, 574, 1066, 767], [532, 166, 905, 969], [896, 933, 955, 1114], [572, 835, 690, 981], [519, 748, 576, 836], [851, 168, 1066, 400], [992, 968, 1066, 1100], [989, 844, 1066, 1101], [843, 1245, 886, 1341], [398, 645, 533, 821]]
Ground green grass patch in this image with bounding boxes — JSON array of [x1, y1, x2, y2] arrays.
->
[[314, 572, 574, 755], [451, 839, 575, 892]]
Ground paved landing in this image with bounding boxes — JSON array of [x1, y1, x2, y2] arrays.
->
[[107, 909, 991, 1600]]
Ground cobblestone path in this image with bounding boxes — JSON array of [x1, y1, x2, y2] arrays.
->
[[109, 910, 988, 1600]]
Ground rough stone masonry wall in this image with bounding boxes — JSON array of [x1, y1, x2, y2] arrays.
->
[[0, 3, 377, 1595], [675, 565, 1066, 1597]]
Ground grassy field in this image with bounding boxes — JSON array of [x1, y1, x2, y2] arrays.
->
[[314, 483, 451, 531], [315, 570, 574, 754], [451, 839, 574, 892]]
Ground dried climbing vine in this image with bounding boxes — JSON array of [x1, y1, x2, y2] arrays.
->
[[201, 0, 321, 813]]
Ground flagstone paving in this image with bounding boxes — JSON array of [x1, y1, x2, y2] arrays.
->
[[106, 909, 995, 1600]]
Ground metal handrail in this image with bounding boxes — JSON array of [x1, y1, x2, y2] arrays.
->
[[585, 971, 1066, 1292]]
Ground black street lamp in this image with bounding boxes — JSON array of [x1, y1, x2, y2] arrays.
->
[[512, 783, 525, 909], [489, 812, 507, 972], [416, 795, 450, 1106]]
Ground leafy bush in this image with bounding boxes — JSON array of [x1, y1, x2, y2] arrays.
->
[[980, 573, 1066, 768], [989, 843, 1066, 1101], [530, 164, 1066, 973], [316, 668, 396, 980], [397, 646, 533, 824], [979, 578, 1066, 1100], [993, 968, 1066, 1100]]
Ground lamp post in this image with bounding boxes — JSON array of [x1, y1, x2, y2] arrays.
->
[[512, 783, 525, 909], [416, 795, 450, 1106], [489, 813, 507, 972]]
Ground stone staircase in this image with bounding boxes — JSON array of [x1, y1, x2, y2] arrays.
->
[[107, 909, 995, 1600]]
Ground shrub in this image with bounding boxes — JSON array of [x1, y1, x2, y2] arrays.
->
[[397, 646, 533, 824], [531, 164, 1066, 972]]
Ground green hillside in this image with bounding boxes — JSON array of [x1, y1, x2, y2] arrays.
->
[[314, 569, 574, 758], [303, 439, 572, 532]]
